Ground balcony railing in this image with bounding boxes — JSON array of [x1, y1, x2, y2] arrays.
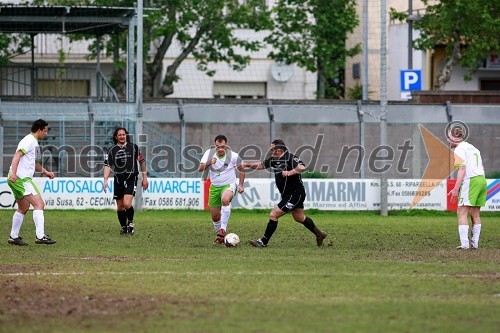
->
[[0, 64, 119, 102]]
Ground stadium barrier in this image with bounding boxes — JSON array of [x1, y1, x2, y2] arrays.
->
[[0, 178, 498, 211]]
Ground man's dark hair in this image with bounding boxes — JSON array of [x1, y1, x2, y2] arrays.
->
[[31, 119, 48, 133], [214, 135, 227, 143], [112, 127, 131, 144], [272, 139, 287, 151]]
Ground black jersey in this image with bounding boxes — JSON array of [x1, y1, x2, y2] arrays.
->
[[104, 142, 144, 176], [263, 151, 305, 195]]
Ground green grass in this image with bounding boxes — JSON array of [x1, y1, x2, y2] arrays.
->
[[1, 209, 499, 333]]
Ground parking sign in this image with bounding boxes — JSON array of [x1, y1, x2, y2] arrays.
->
[[400, 70, 422, 99]]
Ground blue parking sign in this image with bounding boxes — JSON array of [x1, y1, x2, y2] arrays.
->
[[400, 70, 422, 91]]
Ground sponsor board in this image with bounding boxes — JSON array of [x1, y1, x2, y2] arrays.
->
[[388, 179, 447, 211], [0, 178, 203, 210], [143, 179, 202, 209], [233, 179, 447, 211], [484, 179, 500, 212], [1, 178, 498, 211]]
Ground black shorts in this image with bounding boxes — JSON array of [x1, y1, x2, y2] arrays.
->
[[113, 174, 138, 200], [277, 192, 305, 213]]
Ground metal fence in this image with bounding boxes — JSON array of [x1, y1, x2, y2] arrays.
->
[[1, 100, 499, 179]]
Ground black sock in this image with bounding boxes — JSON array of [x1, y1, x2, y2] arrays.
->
[[263, 219, 278, 244], [302, 216, 319, 235], [117, 210, 127, 227], [126, 206, 135, 224]]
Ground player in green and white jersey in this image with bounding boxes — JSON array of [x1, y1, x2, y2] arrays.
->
[[198, 135, 245, 244], [447, 124, 486, 250], [7, 119, 56, 246]]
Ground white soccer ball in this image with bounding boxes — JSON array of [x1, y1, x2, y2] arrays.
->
[[224, 233, 240, 247]]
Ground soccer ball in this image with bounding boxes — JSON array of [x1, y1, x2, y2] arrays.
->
[[224, 233, 240, 247]]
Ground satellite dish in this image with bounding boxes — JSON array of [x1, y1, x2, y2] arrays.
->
[[271, 61, 294, 82]]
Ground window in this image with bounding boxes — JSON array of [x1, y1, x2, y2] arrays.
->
[[480, 80, 500, 91], [37, 79, 90, 98], [213, 82, 266, 99]]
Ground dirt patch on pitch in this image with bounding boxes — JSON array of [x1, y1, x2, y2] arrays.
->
[[0, 263, 58, 275], [0, 278, 174, 319]]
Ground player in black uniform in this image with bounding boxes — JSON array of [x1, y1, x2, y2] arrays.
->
[[104, 127, 148, 235], [242, 139, 327, 247]]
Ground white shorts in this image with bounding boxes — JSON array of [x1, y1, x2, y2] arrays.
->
[[8, 177, 40, 200], [458, 176, 487, 207]]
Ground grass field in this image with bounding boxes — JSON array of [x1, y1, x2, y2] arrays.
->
[[1, 209, 499, 333]]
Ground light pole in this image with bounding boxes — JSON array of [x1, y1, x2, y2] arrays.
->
[[408, 0, 413, 69], [380, 0, 388, 216], [135, 0, 144, 211]]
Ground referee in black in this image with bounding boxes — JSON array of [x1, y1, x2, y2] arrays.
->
[[243, 139, 327, 247], [104, 127, 148, 235]]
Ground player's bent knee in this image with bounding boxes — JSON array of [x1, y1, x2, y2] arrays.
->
[[270, 211, 282, 221], [33, 202, 45, 210]]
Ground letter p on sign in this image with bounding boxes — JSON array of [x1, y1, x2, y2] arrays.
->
[[401, 70, 422, 91]]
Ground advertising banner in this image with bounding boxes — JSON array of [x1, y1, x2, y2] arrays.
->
[[0, 178, 203, 210], [1, 178, 498, 211], [232, 179, 447, 211]]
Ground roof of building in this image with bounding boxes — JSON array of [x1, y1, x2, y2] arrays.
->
[[0, 5, 135, 35]]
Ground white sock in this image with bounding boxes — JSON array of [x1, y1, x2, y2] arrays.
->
[[471, 224, 481, 248], [213, 220, 221, 232], [33, 210, 45, 239], [10, 211, 25, 238], [458, 225, 469, 248], [220, 205, 231, 231]]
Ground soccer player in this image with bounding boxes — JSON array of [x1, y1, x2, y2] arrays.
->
[[447, 127, 486, 250], [242, 139, 327, 247], [104, 127, 148, 235], [7, 119, 56, 245], [198, 135, 245, 244]]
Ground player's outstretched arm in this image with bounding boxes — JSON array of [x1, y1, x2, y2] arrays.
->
[[241, 161, 264, 170]]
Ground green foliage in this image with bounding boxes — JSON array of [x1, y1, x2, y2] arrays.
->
[[38, 0, 272, 97], [486, 170, 500, 179], [345, 82, 372, 100], [0, 33, 31, 66], [1, 209, 499, 332], [391, 0, 500, 87], [265, 0, 360, 99], [346, 83, 363, 100]]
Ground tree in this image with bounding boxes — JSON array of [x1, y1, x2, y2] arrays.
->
[[0, 34, 31, 67], [36, 0, 272, 98], [265, 0, 360, 99], [391, 0, 500, 90]]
